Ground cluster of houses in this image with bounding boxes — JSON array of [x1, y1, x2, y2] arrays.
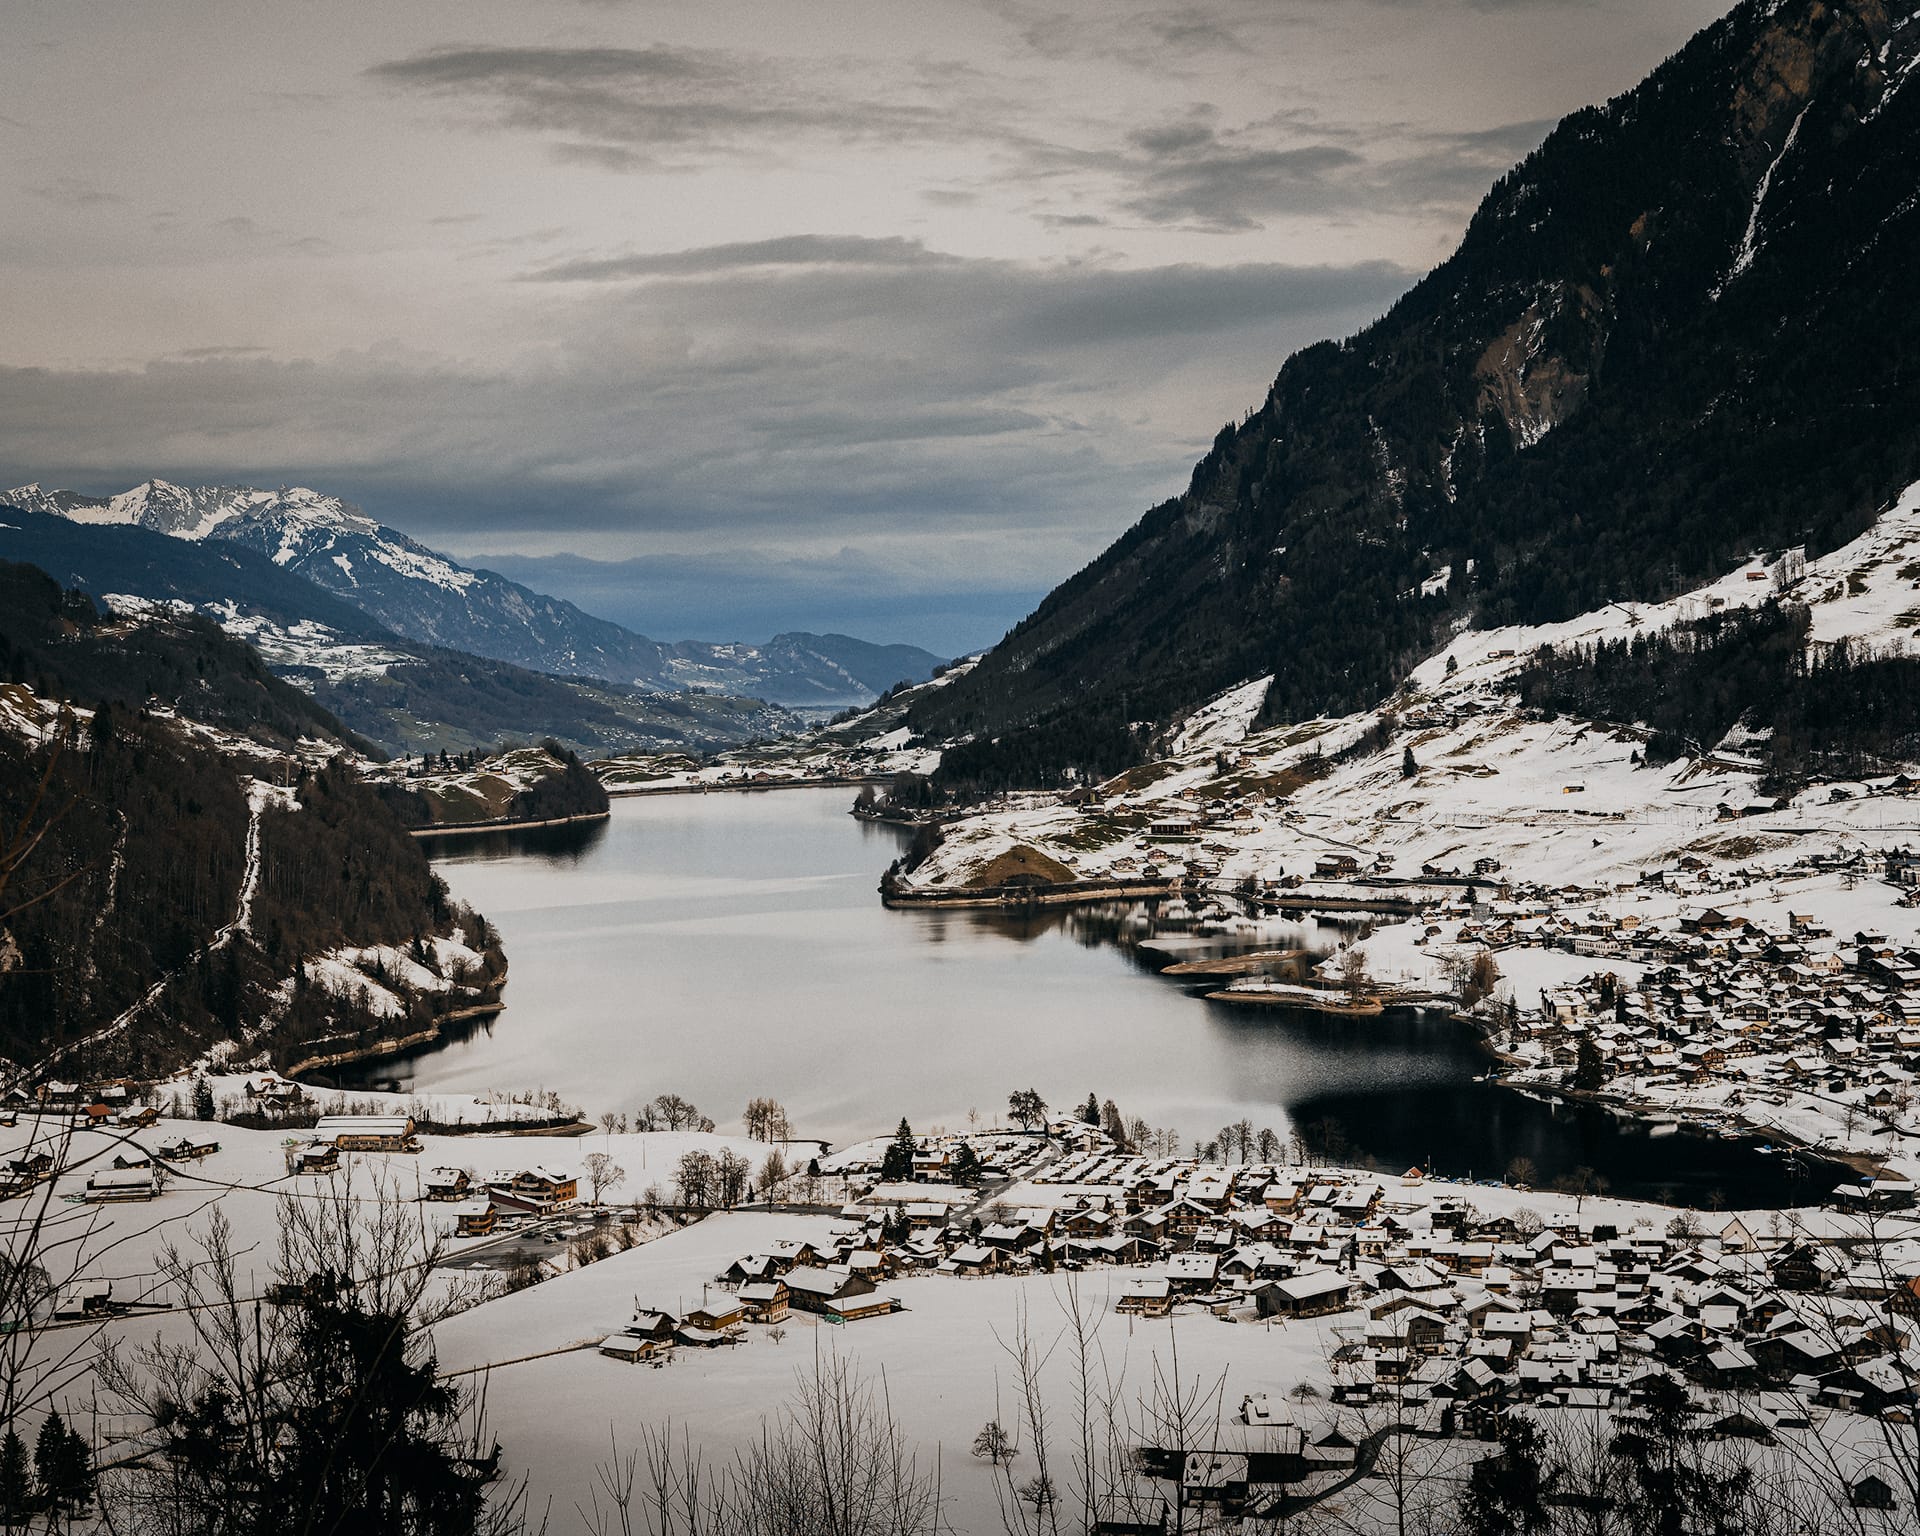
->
[[10, 1080, 162, 1134], [1, 1086, 218, 1204], [425, 1163, 580, 1235], [602, 1129, 1920, 1497], [1446, 855, 1920, 1156], [826, 1128, 1057, 1187], [1034, 1153, 1920, 1443], [600, 1232, 903, 1363]]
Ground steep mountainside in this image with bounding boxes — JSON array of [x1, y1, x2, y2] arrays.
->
[[0, 560, 375, 755], [3, 482, 945, 705], [0, 572, 504, 1079], [914, 0, 1920, 789], [0, 500, 390, 637], [3, 479, 676, 683]]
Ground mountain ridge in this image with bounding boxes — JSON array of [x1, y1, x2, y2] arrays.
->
[[0, 510, 802, 757], [912, 0, 1920, 790], [3, 478, 946, 706]]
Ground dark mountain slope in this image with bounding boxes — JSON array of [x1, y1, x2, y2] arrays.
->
[[0, 560, 376, 755], [0, 574, 501, 1078], [916, 0, 1920, 789], [0, 504, 388, 638]]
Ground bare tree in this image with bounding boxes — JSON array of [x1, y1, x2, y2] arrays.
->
[[973, 1421, 1017, 1468], [96, 1163, 529, 1535], [760, 1149, 789, 1202], [715, 1150, 751, 1209], [584, 1150, 627, 1206], [1334, 946, 1372, 1004], [742, 1098, 791, 1143], [586, 1352, 941, 1536]]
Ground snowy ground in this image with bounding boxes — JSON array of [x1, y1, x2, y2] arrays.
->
[[908, 479, 1920, 900], [0, 1116, 791, 1311], [423, 1163, 1892, 1534], [11, 1102, 1912, 1533]]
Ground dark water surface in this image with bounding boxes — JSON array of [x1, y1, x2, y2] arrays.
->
[[339, 789, 1820, 1205]]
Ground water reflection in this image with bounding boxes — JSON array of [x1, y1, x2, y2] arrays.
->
[[342, 789, 1823, 1205]]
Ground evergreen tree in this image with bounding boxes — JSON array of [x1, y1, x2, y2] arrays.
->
[[53, 1426, 92, 1515], [1402, 744, 1419, 778], [1459, 1415, 1551, 1536], [950, 1142, 981, 1187], [192, 1074, 216, 1121], [879, 1117, 917, 1182], [0, 1429, 31, 1527], [32, 1412, 62, 1509], [1079, 1092, 1099, 1126]]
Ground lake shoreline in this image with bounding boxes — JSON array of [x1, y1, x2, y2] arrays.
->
[[409, 811, 612, 840], [605, 775, 887, 798], [369, 790, 1824, 1207]]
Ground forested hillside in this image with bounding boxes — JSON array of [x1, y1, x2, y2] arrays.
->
[[0, 560, 375, 755], [913, 0, 1920, 790], [0, 568, 502, 1079], [1517, 601, 1920, 788]]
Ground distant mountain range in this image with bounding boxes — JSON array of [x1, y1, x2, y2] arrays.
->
[[914, 0, 1920, 789], [0, 509, 801, 758], [1, 479, 944, 707]]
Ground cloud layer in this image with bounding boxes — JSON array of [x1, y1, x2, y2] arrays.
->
[[0, 0, 1732, 649]]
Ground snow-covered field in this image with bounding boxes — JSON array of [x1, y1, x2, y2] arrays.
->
[[0, 1115, 791, 1309], [905, 481, 1920, 905]]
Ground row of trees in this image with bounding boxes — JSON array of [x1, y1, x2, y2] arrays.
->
[[1516, 600, 1920, 789], [673, 1148, 756, 1209], [0, 1412, 93, 1526]]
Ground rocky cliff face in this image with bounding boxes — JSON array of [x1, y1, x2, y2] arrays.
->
[[914, 0, 1920, 791]]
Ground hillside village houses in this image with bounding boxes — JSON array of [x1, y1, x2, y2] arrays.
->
[[9, 1066, 1920, 1507], [1386, 849, 1920, 1162], [577, 1112, 1920, 1510]]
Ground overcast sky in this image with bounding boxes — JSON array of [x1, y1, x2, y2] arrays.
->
[[1, 0, 1729, 651]]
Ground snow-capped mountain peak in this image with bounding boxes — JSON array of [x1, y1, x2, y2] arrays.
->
[[3, 478, 945, 705]]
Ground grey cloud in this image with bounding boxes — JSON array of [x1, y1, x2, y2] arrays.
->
[[529, 234, 953, 282], [1127, 119, 1221, 157], [1069, 107, 1561, 230], [366, 43, 953, 160], [1122, 142, 1365, 229], [27, 177, 124, 208], [0, 249, 1411, 581], [547, 141, 652, 171], [364, 24, 1559, 237]]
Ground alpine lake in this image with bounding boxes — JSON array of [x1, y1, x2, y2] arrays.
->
[[331, 787, 1829, 1207]]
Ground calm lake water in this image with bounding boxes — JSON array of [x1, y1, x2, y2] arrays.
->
[[340, 789, 1824, 1206]]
